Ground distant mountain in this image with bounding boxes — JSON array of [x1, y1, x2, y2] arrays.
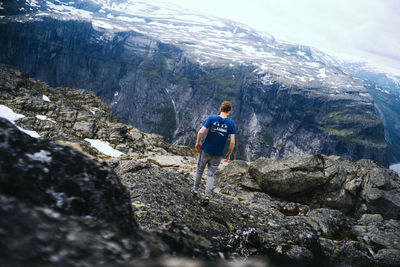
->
[[1, 0, 399, 165], [340, 62, 400, 163]]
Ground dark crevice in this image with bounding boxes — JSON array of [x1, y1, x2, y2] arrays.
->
[[320, 224, 358, 242]]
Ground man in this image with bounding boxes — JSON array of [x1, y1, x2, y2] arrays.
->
[[192, 101, 236, 206]]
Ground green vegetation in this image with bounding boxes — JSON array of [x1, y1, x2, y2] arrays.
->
[[319, 124, 384, 146], [188, 67, 247, 102], [317, 105, 384, 146], [138, 58, 162, 81], [236, 144, 246, 159], [319, 126, 356, 137], [157, 106, 176, 142], [259, 133, 274, 145]]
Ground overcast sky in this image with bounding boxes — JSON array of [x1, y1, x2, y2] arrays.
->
[[165, 0, 400, 75]]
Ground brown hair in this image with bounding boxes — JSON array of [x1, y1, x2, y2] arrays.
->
[[220, 101, 232, 113]]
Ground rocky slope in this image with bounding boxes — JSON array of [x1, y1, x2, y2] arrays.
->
[[1, 65, 400, 266], [0, 0, 392, 166]]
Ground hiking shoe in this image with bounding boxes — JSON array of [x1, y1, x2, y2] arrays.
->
[[200, 197, 210, 206], [191, 190, 198, 197]]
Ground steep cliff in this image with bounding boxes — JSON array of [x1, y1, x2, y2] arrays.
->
[[0, 18, 388, 165], [341, 63, 400, 163], [0, 1, 391, 165]]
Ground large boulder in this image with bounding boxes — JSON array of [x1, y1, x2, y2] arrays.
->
[[249, 155, 329, 197], [0, 118, 169, 265], [215, 160, 262, 191], [0, 118, 135, 231], [249, 154, 400, 219]]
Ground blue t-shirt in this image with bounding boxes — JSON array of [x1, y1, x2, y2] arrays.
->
[[201, 115, 236, 157]]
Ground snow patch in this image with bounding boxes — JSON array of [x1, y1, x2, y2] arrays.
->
[[36, 114, 56, 123], [240, 45, 258, 56], [18, 127, 41, 138], [35, 12, 49, 17], [0, 104, 25, 122], [390, 163, 400, 176], [296, 51, 309, 59], [305, 62, 320, 68], [42, 94, 51, 102], [387, 74, 400, 85], [89, 107, 99, 115], [26, 150, 52, 163], [0, 104, 41, 138], [92, 20, 114, 29], [36, 115, 47, 120], [46, 1, 93, 20], [297, 76, 307, 82], [117, 16, 146, 23], [318, 68, 327, 79], [27, 0, 40, 8], [85, 138, 124, 157]]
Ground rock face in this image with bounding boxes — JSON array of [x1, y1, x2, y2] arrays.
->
[[114, 157, 400, 266], [0, 118, 171, 266], [249, 155, 400, 219], [0, 117, 135, 231], [342, 63, 400, 163], [0, 16, 389, 165], [0, 64, 195, 158]]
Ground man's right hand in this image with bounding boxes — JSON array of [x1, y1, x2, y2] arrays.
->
[[195, 143, 201, 152]]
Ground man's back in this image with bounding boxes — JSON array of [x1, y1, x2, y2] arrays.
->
[[201, 115, 236, 157]]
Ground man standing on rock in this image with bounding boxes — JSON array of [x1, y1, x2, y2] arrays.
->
[[192, 101, 236, 206]]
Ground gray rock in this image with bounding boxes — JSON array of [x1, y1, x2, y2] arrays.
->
[[374, 249, 400, 266], [318, 238, 371, 267], [358, 214, 384, 224], [215, 160, 262, 192], [284, 245, 315, 262], [0, 118, 170, 266], [249, 155, 329, 197], [306, 208, 350, 237], [249, 154, 400, 219]]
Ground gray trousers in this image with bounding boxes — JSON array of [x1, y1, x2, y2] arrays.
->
[[193, 150, 221, 198]]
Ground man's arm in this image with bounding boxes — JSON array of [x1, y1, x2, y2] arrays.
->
[[224, 134, 235, 162], [195, 126, 207, 152]]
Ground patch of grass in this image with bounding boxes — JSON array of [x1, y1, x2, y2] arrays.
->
[[260, 133, 274, 145], [157, 106, 176, 142], [319, 126, 356, 137]]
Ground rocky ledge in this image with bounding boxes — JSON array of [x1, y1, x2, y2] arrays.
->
[[1, 65, 400, 266]]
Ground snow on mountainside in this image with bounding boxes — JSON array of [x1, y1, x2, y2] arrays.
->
[[0, 0, 370, 93], [2, 0, 400, 86]]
